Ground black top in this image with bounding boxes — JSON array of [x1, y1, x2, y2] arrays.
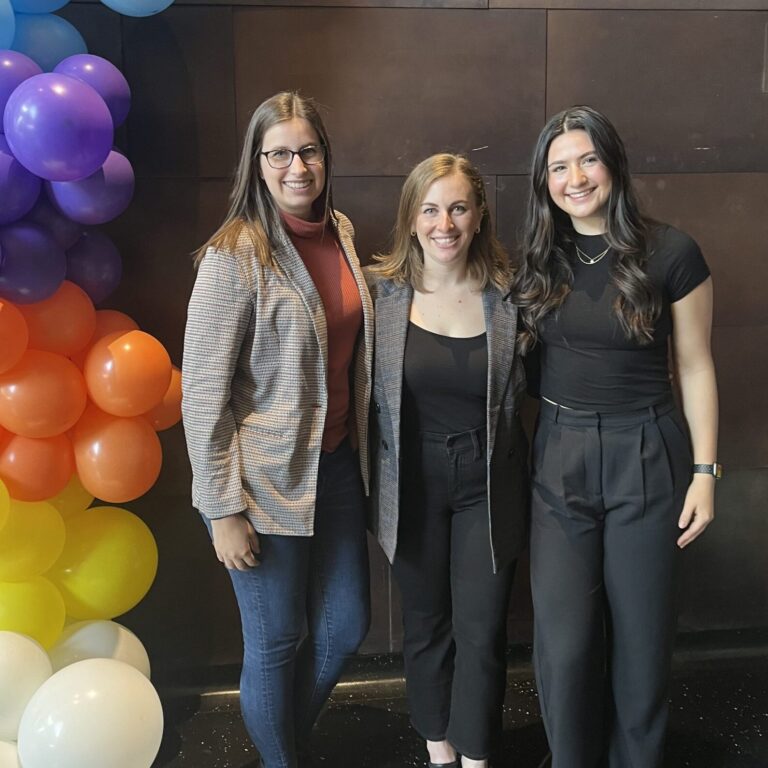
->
[[539, 224, 710, 412], [402, 322, 487, 433]]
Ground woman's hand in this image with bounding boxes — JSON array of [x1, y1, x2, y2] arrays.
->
[[677, 474, 715, 548], [211, 514, 261, 570]]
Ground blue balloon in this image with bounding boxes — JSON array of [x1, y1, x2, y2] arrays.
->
[[100, 0, 173, 18], [11, 0, 69, 12], [0, 0, 15, 48], [11, 13, 87, 72], [0, 134, 41, 224]]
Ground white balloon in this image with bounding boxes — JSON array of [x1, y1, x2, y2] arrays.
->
[[49, 620, 151, 678], [17, 658, 163, 768], [0, 632, 52, 741], [0, 740, 20, 768]]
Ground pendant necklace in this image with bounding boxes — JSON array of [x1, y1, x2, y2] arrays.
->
[[575, 243, 610, 265]]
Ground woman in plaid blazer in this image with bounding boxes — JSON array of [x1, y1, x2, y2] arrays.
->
[[182, 92, 374, 768]]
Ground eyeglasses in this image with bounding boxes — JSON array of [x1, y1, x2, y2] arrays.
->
[[259, 145, 326, 169]]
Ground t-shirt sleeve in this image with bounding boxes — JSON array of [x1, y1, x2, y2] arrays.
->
[[662, 227, 710, 302]]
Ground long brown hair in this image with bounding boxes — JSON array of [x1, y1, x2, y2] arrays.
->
[[511, 106, 660, 353], [194, 91, 336, 267], [371, 153, 509, 292]]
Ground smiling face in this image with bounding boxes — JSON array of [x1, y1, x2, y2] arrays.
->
[[413, 173, 482, 270], [259, 117, 326, 220], [546, 129, 612, 234]]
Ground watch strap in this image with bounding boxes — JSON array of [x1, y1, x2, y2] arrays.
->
[[692, 463, 723, 479]]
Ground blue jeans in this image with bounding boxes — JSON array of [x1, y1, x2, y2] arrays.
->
[[206, 439, 370, 768]]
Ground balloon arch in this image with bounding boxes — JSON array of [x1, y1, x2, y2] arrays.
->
[[0, 1, 180, 766]]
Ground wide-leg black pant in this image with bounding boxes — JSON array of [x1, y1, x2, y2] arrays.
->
[[393, 425, 516, 760], [531, 398, 692, 768]]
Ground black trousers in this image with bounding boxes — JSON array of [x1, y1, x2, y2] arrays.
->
[[392, 425, 515, 761], [530, 398, 691, 768]]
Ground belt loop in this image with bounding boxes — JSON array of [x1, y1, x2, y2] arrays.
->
[[648, 404, 658, 423], [471, 429, 481, 460], [554, 404, 561, 424]]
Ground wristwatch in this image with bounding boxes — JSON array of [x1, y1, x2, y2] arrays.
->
[[692, 462, 723, 479]]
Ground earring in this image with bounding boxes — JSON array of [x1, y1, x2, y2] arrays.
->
[[475, 226, 481, 234], [410, 231, 416, 237]]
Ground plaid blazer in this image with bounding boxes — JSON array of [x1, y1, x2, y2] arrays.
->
[[365, 273, 529, 572], [182, 212, 373, 535]]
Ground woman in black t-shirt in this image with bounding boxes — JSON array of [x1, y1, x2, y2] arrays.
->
[[511, 106, 719, 768]]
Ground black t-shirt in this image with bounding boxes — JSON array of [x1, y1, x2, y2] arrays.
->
[[402, 322, 487, 433], [539, 224, 710, 412]]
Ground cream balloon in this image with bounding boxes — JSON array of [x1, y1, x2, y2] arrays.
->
[[49, 620, 150, 678], [0, 741, 19, 768], [17, 658, 163, 768], [0, 632, 52, 741]]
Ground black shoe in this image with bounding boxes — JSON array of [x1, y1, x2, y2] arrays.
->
[[428, 762, 459, 768]]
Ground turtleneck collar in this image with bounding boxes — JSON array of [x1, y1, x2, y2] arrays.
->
[[280, 209, 330, 240]]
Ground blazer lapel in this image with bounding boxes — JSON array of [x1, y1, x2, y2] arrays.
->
[[484, 286, 518, 457], [376, 282, 412, 460], [273, 229, 328, 382]]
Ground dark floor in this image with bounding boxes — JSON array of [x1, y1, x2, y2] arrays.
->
[[153, 649, 768, 768]]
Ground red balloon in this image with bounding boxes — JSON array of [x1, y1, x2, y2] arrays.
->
[[70, 309, 139, 369], [144, 365, 181, 431], [0, 350, 87, 438], [0, 299, 28, 374], [84, 330, 171, 417], [18, 280, 96, 356], [72, 404, 162, 503], [0, 431, 74, 502]]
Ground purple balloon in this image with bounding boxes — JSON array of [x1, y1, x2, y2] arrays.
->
[[0, 221, 65, 303], [3, 72, 113, 181], [66, 229, 122, 303], [0, 50, 43, 132], [46, 149, 134, 225], [0, 134, 42, 224], [54, 54, 130, 128], [21, 193, 82, 249]]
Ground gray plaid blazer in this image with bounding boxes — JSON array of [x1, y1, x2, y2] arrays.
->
[[182, 212, 373, 535], [365, 273, 529, 572]]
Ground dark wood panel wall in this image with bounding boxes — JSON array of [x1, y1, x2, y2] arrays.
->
[[63, 0, 768, 682]]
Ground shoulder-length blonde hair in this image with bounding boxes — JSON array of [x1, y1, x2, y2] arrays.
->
[[194, 91, 336, 267], [371, 153, 509, 292]]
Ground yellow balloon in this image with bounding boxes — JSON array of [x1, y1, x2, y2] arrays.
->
[[0, 478, 8, 532], [47, 473, 94, 518], [0, 577, 66, 648], [48, 506, 158, 620], [0, 499, 65, 582]]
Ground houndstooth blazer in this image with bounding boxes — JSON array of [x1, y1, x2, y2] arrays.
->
[[181, 212, 373, 536], [365, 272, 529, 572]]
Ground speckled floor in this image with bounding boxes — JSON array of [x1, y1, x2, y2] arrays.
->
[[153, 653, 767, 768]]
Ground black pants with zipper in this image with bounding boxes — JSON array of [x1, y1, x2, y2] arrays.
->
[[393, 424, 516, 761]]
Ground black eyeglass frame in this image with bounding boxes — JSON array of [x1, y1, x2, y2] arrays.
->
[[258, 145, 326, 169]]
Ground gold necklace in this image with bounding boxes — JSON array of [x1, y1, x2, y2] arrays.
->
[[575, 243, 610, 265]]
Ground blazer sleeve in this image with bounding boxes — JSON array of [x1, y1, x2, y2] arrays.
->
[[181, 247, 254, 518]]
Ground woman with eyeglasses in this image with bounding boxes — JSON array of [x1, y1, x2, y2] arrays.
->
[[366, 154, 529, 768], [182, 91, 373, 768], [511, 106, 718, 767]]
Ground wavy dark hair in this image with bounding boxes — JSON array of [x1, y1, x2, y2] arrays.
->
[[370, 153, 510, 292], [194, 91, 335, 267], [511, 105, 660, 353]]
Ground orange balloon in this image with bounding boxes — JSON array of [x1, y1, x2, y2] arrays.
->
[[18, 280, 96, 356], [72, 404, 162, 503], [70, 310, 139, 369], [145, 366, 182, 431], [0, 351, 87, 438], [0, 299, 29, 374], [84, 330, 172, 417], [0, 431, 74, 501]]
